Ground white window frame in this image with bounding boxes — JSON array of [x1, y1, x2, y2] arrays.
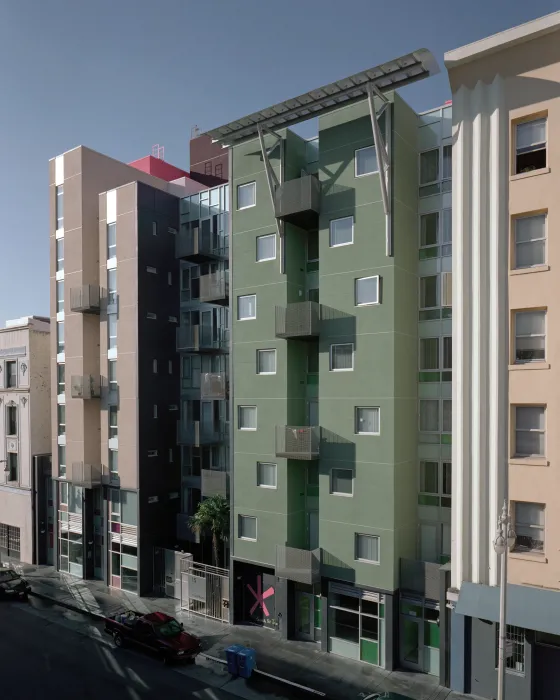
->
[[513, 501, 545, 555], [329, 216, 354, 248], [238, 515, 257, 541], [514, 213, 547, 269], [514, 405, 546, 458], [329, 343, 354, 371], [237, 182, 256, 210], [514, 310, 546, 364], [237, 294, 256, 321], [355, 145, 378, 178], [257, 462, 277, 489], [56, 238, 64, 273], [330, 467, 354, 497], [355, 533, 380, 564], [256, 233, 276, 262], [256, 349, 277, 375], [238, 405, 257, 431], [355, 275, 380, 306], [515, 116, 547, 174], [355, 407, 380, 436]]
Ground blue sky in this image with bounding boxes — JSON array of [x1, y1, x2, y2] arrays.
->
[[0, 0, 555, 324]]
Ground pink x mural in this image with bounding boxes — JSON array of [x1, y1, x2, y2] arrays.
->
[[247, 575, 274, 617]]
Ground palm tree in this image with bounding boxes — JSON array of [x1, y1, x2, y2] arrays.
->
[[189, 495, 230, 567]]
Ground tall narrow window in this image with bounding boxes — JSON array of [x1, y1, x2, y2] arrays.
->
[[515, 406, 545, 457], [442, 400, 452, 433], [109, 406, 118, 438], [56, 238, 64, 272], [514, 214, 546, 269], [58, 445, 66, 477], [108, 360, 117, 392], [7, 453, 18, 482], [420, 212, 439, 248], [420, 276, 439, 309], [57, 322, 65, 354], [108, 315, 117, 350], [6, 405, 17, 436], [514, 310, 545, 363], [107, 222, 116, 259], [420, 338, 439, 370], [57, 405, 66, 435], [109, 450, 118, 476], [515, 117, 547, 174], [442, 145, 452, 184], [442, 272, 452, 307], [442, 208, 452, 256], [107, 269, 117, 306], [56, 279, 64, 313], [56, 185, 64, 229], [5, 361, 17, 388], [443, 337, 452, 370], [420, 149, 439, 186], [420, 400, 439, 432], [514, 502, 544, 554]]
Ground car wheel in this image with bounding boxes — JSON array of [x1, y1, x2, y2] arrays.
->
[[114, 633, 124, 648]]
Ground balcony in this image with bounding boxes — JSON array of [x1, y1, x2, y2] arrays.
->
[[67, 462, 102, 489], [276, 426, 320, 460], [71, 375, 101, 399], [200, 272, 229, 305], [177, 420, 228, 447], [176, 325, 228, 353], [276, 545, 321, 585], [176, 513, 201, 543], [200, 373, 227, 400], [274, 174, 321, 229], [201, 469, 228, 498], [275, 301, 320, 339], [70, 285, 101, 314], [400, 558, 442, 600], [175, 225, 226, 263]]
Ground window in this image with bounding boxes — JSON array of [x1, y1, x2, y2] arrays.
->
[[108, 360, 117, 390], [442, 208, 452, 256], [496, 625, 525, 674], [514, 502, 544, 554], [257, 349, 276, 374], [442, 272, 452, 307], [56, 238, 64, 272], [215, 163, 223, 179], [306, 137, 319, 164], [420, 276, 439, 309], [56, 321, 64, 354], [57, 363, 65, 394], [6, 405, 17, 436], [168, 360, 173, 374], [58, 445, 66, 477], [443, 462, 452, 498], [514, 310, 545, 363], [443, 337, 452, 369], [152, 221, 157, 236], [420, 149, 439, 185], [238, 515, 257, 540], [108, 315, 117, 350], [355, 276, 379, 306], [514, 214, 546, 269], [238, 294, 256, 320], [256, 234, 276, 262], [420, 338, 439, 370], [420, 212, 439, 247], [56, 185, 64, 229], [257, 462, 277, 489], [168, 272, 172, 286], [56, 279, 64, 313], [5, 361, 17, 388], [307, 230, 319, 269], [308, 288, 319, 303], [331, 468, 353, 496], [238, 406, 257, 430], [6, 453, 17, 481], [355, 407, 380, 435], [514, 406, 545, 457], [153, 359, 158, 374], [329, 216, 353, 247], [109, 450, 118, 476], [109, 406, 118, 438], [420, 399, 439, 432], [146, 266, 157, 274], [355, 146, 378, 177], [148, 450, 158, 457], [57, 404, 66, 435], [355, 534, 379, 563], [330, 343, 353, 371], [237, 182, 256, 210], [205, 161, 212, 175], [147, 312, 157, 320], [442, 400, 452, 433], [107, 269, 117, 306], [107, 222, 116, 259], [442, 145, 452, 181], [153, 405, 158, 419], [420, 461, 438, 494], [515, 117, 546, 174], [419, 461, 451, 508]]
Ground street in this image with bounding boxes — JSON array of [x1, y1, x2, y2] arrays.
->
[[0, 597, 236, 699]]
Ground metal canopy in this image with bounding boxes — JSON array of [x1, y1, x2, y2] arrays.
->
[[204, 49, 439, 146]]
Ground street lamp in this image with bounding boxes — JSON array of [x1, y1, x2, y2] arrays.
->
[[493, 499, 516, 700]]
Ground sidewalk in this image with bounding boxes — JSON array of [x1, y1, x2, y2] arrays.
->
[[17, 563, 468, 700]]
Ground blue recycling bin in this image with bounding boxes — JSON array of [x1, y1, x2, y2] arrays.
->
[[226, 644, 244, 676], [237, 647, 257, 679]]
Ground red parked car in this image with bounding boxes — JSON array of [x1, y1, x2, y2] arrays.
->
[[104, 610, 202, 664]]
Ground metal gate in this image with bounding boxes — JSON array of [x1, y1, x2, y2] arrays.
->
[[180, 558, 230, 623]]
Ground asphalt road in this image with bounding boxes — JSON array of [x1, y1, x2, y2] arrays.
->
[[0, 597, 236, 699]]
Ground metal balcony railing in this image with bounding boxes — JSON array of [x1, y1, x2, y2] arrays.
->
[[200, 272, 229, 305], [400, 558, 442, 600], [201, 469, 228, 498], [175, 225, 226, 262], [275, 301, 320, 339], [200, 373, 227, 400], [177, 420, 228, 447], [276, 545, 321, 585], [70, 375, 101, 399], [68, 462, 102, 489], [274, 174, 321, 229], [70, 285, 101, 314], [275, 426, 320, 460], [176, 325, 229, 353]]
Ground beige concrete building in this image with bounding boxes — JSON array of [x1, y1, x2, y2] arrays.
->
[[445, 10, 560, 699], [0, 315, 50, 565]]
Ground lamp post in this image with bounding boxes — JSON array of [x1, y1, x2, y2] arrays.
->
[[493, 499, 516, 700]]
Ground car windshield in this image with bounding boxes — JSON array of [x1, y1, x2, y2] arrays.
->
[[0, 571, 18, 583], [156, 619, 182, 637]]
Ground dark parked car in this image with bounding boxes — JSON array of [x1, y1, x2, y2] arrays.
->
[[104, 610, 202, 664], [0, 569, 31, 600]]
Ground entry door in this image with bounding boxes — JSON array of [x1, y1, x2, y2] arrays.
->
[[296, 591, 315, 641], [400, 616, 422, 671]]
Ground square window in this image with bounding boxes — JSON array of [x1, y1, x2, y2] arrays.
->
[[355, 407, 380, 435], [515, 406, 545, 457], [514, 502, 544, 554], [238, 294, 256, 320], [237, 182, 256, 210], [420, 338, 439, 370], [256, 234, 276, 262], [355, 276, 379, 306], [107, 222, 116, 259], [420, 212, 439, 247], [238, 515, 257, 540], [355, 533, 379, 563], [420, 461, 438, 494], [257, 462, 277, 489], [56, 280, 64, 313], [238, 406, 257, 430], [330, 343, 353, 371], [515, 117, 546, 174], [420, 149, 439, 185], [420, 399, 439, 432], [56, 238, 64, 272], [257, 349, 276, 374], [330, 216, 353, 247], [514, 214, 546, 269], [514, 310, 545, 363], [331, 468, 353, 496], [420, 276, 439, 309], [355, 146, 378, 177]]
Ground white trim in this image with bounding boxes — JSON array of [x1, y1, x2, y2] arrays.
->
[[355, 275, 380, 306], [106, 189, 117, 224], [237, 181, 256, 210], [329, 216, 354, 248], [330, 467, 354, 497], [56, 311, 64, 322], [238, 405, 257, 431], [354, 145, 379, 178], [107, 257, 117, 270], [56, 352, 65, 363], [256, 233, 277, 262], [355, 406, 380, 435], [329, 343, 354, 371], [238, 514, 257, 541], [55, 228, 64, 240], [108, 347, 118, 360], [237, 294, 256, 321], [54, 155, 64, 186], [256, 462, 277, 489], [55, 270, 64, 282], [354, 533, 380, 565], [256, 348, 277, 375]]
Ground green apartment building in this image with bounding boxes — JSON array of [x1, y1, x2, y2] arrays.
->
[[203, 51, 451, 677]]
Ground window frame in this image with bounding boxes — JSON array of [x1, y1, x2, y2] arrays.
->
[[355, 275, 380, 307], [5, 361, 17, 388], [419, 337, 440, 371], [238, 514, 257, 541], [256, 462, 277, 489], [256, 233, 276, 262], [513, 501, 545, 556], [107, 222, 117, 260], [514, 115, 547, 175], [109, 450, 118, 476], [419, 148, 440, 186], [330, 467, 354, 497], [513, 309, 546, 364], [109, 406, 118, 439], [107, 315, 117, 350], [56, 238, 64, 273], [329, 343, 354, 372], [57, 404, 66, 436], [6, 405, 17, 437], [56, 279, 64, 313], [354, 145, 379, 178], [256, 349, 277, 375], [237, 182, 256, 210], [419, 275, 440, 310], [237, 294, 256, 321], [56, 185, 64, 230], [238, 405, 257, 431], [329, 216, 354, 248], [514, 405, 546, 458], [355, 533, 380, 564], [355, 406, 380, 436], [419, 210, 440, 251], [513, 213, 547, 270]]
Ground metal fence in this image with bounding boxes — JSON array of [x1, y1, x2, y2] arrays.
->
[[180, 558, 230, 623], [274, 174, 321, 227], [275, 301, 320, 338], [275, 425, 320, 460]]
